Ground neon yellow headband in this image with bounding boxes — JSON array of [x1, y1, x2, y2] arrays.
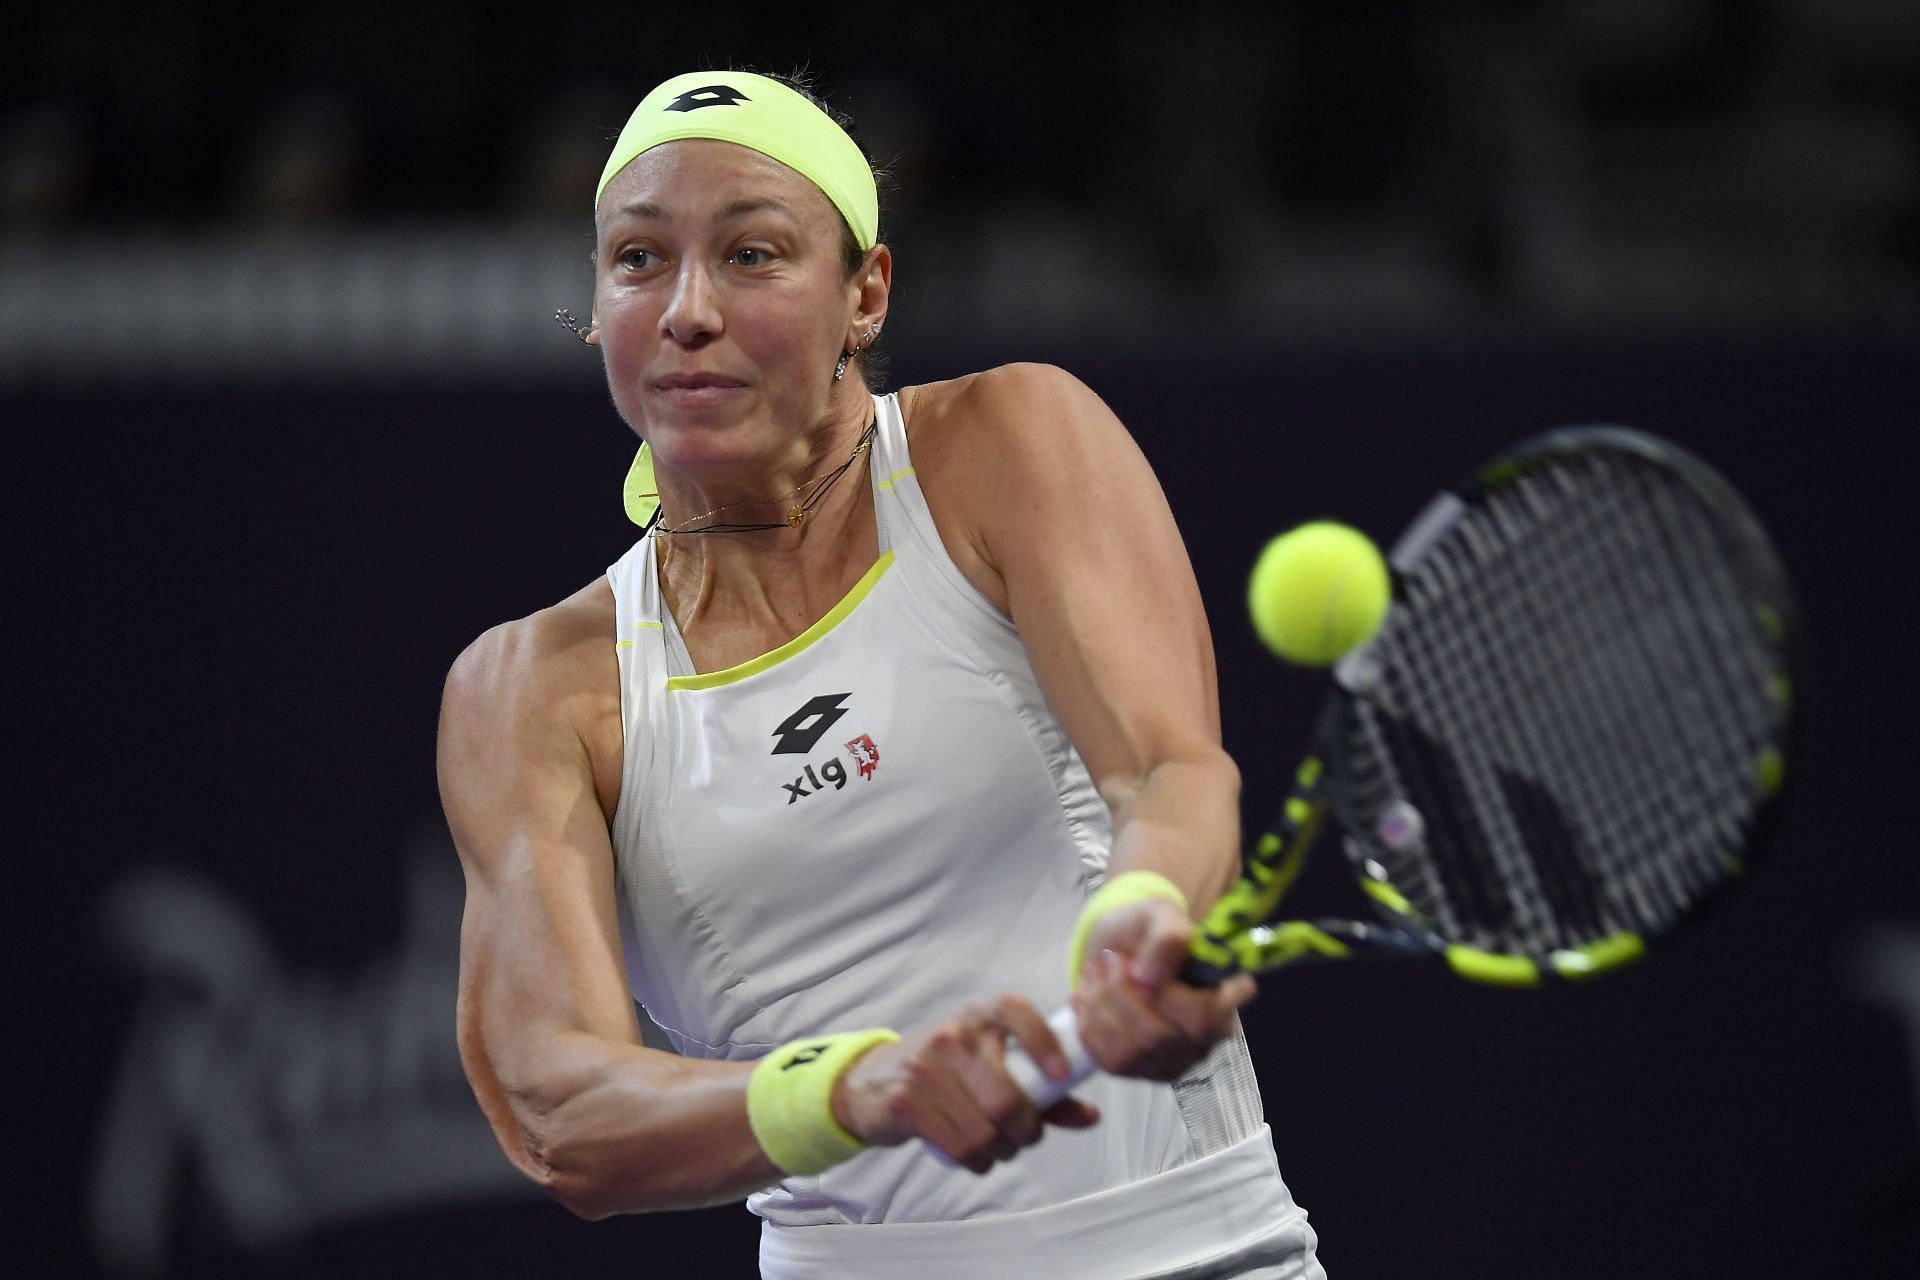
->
[[596, 71, 879, 251], [602, 73, 880, 528]]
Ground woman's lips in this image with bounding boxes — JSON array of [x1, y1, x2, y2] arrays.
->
[[653, 374, 747, 406]]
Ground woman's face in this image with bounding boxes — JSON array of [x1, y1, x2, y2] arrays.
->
[[592, 139, 864, 478]]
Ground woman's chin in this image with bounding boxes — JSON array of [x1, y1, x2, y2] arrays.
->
[[642, 420, 772, 474]]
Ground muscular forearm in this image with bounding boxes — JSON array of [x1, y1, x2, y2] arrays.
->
[[481, 1029, 779, 1218], [1099, 749, 1242, 915], [1072, 749, 1258, 1076]]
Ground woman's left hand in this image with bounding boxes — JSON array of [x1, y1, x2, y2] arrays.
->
[[1070, 898, 1257, 1081]]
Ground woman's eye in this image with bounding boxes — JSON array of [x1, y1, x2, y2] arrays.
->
[[731, 247, 770, 267], [619, 248, 655, 271]]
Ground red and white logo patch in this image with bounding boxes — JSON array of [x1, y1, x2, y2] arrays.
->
[[845, 734, 880, 780]]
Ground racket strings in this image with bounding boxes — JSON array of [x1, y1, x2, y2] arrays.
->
[[1457, 481, 1640, 943], [1510, 454, 1774, 934], [1499, 464, 1721, 933], [1607, 469, 1774, 901], [1506, 456, 1771, 938], [1371, 471, 1664, 947], [1346, 448, 1788, 956]]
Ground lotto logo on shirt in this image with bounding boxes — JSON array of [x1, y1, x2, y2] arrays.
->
[[771, 694, 880, 804]]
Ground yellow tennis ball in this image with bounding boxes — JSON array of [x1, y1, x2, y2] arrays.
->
[[1247, 521, 1391, 666]]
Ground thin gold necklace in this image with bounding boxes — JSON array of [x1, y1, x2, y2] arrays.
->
[[644, 419, 877, 535]]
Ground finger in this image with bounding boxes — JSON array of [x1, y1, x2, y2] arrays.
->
[[1102, 956, 1234, 1079], [931, 1019, 1035, 1160], [877, 1049, 989, 1167], [1143, 974, 1248, 1042], [1127, 920, 1194, 990], [908, 1097, 985, 1171], [1082, 894, 1185, 971], [945, 1004, 1046, 1149], [920, 1032, 1015, 1172], [1077, 950, 1186, 1072], [990, 992, 1072, 1082], [1040, 1096, 1101, 1129], [928, 1091, 1011, 1174], [1200, 971, 1258, 1034], [1100, 949, 1189, 1045]]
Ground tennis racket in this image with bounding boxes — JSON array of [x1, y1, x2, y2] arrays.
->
[[1006, 426, 1799, 1108]]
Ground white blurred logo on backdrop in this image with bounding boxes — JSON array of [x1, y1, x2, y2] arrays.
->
[[88, 827, 535, 1276]]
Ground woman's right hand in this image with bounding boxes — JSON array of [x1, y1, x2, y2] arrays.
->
[[830, 994, 1102, 1174]]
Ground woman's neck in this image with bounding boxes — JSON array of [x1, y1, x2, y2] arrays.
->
[[652, 395, 881, 647], [649, 388, 873, 529]]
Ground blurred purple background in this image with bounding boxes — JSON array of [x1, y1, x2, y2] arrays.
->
[[11, 3, 1916, 1276]]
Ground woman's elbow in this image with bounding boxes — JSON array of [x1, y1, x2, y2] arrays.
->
[[549, 1176, 622, 1223], [507, 1096, 727, 1219], [509, 1115, 626, 1220]]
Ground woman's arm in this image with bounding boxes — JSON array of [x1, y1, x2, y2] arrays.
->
[[439, 593, 1091, 1206], [438, 603, 779, 1217], [912, 363, 1257, 1078]]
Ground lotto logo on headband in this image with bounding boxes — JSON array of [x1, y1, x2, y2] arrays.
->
[[668, 84, 750, 112], [599, 70, 879, 247]]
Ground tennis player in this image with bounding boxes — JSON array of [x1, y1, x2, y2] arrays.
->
[[438, 70, 1325, 1278]]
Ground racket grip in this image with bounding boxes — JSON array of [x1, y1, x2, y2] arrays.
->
[[1004, 1004, 1099, 1108]]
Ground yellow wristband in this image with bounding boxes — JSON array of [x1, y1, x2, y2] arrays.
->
[[746, 1028, 900, 1176], [1067, 870, 1191, 989]]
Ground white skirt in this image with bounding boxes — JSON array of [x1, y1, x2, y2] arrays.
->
[[757, 1126, 1324, 1280]]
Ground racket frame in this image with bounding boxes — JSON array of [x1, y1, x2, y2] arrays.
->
[[1002, 426, 1799, 1109], [1201, 425, 1800, 990]]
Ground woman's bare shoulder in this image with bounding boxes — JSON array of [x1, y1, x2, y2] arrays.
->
[[900, 363, 1134, 502], [896, 364, 1118, 611], [900, 362, 1096, 446], [439, 575, 625, 820], [445, 576, 618, 705]]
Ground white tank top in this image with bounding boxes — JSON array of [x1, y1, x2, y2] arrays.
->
[[605, 391, 1275, 1237]]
